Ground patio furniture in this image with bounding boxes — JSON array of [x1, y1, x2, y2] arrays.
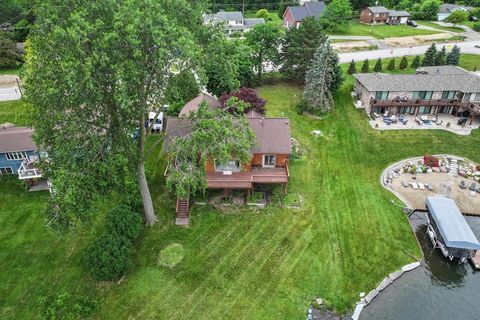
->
[[420, 115, 429, 122], [457, 118, 468, 126], [384, 111, 389, 117], [402, 118, 408, 125], [476, 186, 480, 193], [409, 182, 418, 189], [469, 182, 477, 191], [436, 120, 443, 126], [418, 183, 425, 190], [384, 118, 392, 125], [427, 184, 434, 191], [459, 181, 467, 189], [402, 181, 409, 188], [373, 112, 380, 118], [390, 116, 398, 124]]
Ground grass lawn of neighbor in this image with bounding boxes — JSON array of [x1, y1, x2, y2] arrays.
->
[[0, 68, 20, 75], [417, 21, 465, 33], [328, 21, 441, 39], [1, 55, 480, 319]]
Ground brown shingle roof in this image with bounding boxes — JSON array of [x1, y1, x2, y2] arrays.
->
[[163, 117, 291, 155], [179, 93, 222, 117], [0, 125, 36, 153]]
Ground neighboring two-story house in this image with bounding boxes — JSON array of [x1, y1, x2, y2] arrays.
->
[[203, 11, 265, 36], [163, 94, 292, 225], [353, 66, 480, 125], [283, 1, 326, 29], [0, 125, 43, 184], [360, 7, 410, 24]]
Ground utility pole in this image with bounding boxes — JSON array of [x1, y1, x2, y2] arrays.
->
[[242, 0, 245, 15]]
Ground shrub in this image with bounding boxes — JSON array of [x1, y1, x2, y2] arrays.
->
[[373, 58, 382, 72], [219, 87, 266, 114], [361, 59, 369, 73], [295, 99, 310, 114], [256, 9, 269, 20], [423, 155, 439, 167], [85, 233, 134, 281], [105, 204, 142, 241], [473, 22, 480, 32], [399, 56, 408, 70], [387, 58, 396, 71], [40, 291, 96, 320]]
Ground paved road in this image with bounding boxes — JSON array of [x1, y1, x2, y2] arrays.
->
[[0, 87, 22, 101], [338, 40, 480, 63]]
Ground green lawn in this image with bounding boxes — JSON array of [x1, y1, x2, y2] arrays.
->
[[329, 21, 441, 39], [2, 56, 480, 319], [417, 21, 465, 33], [0, 68, 20, 75], [0, 100, 30, 126]]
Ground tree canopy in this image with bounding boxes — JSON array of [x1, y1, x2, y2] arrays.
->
[[281, 17, 327, 83], [445, 10, 469, 25], [24, 0, 205, 228], [245, 23, 281, 79], [166, 103, 256, 199], [320, 0, 353, 32]]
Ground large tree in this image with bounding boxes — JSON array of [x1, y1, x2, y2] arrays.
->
[[320, 0, 353, 32], [445, 10, 468, 26], [281, 17, 327, 83], [0, 32, 22, 68], [245, 23, 281, 79], [446, 45, 461, 66], [166, 103, 256, 198], [303, 41, 341, 114], [24, 0, 205, 228], [422, 44, 437, 66]]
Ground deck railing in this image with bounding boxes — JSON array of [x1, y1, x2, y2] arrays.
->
[[17, 159, 42, 180]]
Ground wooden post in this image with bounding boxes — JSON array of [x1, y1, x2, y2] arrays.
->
[[470, 114, 476, 125]]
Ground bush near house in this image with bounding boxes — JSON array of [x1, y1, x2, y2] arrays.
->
[[105, 205, 143, 241], [423, 155, 440, 167], [473, 22, 480, 32], [40, 291, 97, 320]]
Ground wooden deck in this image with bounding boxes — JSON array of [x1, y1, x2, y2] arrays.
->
[[206, 166, 289, 189], [470, 254, 480, 270]]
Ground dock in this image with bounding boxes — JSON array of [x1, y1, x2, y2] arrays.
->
[[471, 254, 480, 270]]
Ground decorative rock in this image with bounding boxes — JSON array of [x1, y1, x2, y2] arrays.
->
[[376, 277, 393, 291], [402, 261, 421, 272], [359, 292, 365, 298], [440, 166, 447, 173], [388, 270, 404, 281], [315, 298, 324, 305], [351, 302, 365, 320], [427, 169, 433, 173], [432, 167, 440, 172], [364, 289, 379, 305]]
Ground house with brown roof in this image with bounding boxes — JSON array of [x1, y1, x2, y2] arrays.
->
[[0, 125, 43, 185], [360, 6, 410, 24], [164, 95, 292, 225]]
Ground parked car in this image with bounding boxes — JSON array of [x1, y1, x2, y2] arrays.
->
[[407, 20, 418, 27], [469, 16, 478, 22]]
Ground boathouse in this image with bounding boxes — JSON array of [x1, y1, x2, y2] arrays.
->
[[426, 196, 480, 262]]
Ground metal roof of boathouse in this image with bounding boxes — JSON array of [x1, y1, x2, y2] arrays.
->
[[427, 196, 480, 250]]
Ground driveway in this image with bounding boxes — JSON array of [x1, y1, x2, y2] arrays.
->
[[0, 75, 22, 101], [338, 40, 480, 63]]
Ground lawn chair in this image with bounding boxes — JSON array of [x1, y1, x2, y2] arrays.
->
[[402, 181, 409, 188], [409, 182, 418, 189], [469, 182, 477, 191], [459, 181, 467, 189], [427, 184, 434, 191], [418, 183, 425, 190], [476, 186, 480, 193]]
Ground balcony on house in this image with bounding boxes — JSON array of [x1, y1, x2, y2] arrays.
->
[[17, 158, 42, 180]]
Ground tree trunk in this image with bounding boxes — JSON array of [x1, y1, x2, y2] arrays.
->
[[138, 111, 157, 225], [138, 161, 157, 225]]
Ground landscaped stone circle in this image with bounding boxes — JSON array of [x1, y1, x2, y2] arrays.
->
[[158, 243, 185, 268]]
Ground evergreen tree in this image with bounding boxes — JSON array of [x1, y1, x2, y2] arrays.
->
[[373, 58, 382, 72], [435, 46, 446, 66], [281, 17, 327, 83], [399, 56, 408, 70], [422, 44, 437, 66], [361, 59, 369, 73], [446, 45, 461, 66], [411, 55, 421, 69], [347, 59, 357, 74], [387, 58, 396, 71], [303, 41, 340, 114]]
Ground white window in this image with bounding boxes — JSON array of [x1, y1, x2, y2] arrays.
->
[[5, 151, 28, 160], [263, 155, 276, 168], [475, 93, 480, 101], [215, 160, 240, 172], [0, 167, 13, 175]]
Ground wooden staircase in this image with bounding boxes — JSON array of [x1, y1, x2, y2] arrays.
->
[[175, 198, 190, 226]]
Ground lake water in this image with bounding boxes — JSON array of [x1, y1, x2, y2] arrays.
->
[[361, 213, 480, 320]]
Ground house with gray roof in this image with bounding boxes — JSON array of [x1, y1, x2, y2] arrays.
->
[[203, 10, 265, 36], [164, 98, 291, 225], [283, 1, 326, 29], [437, 3, 473, 21], [360, 6, 410, 24], [353, 66, 480, 125]]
